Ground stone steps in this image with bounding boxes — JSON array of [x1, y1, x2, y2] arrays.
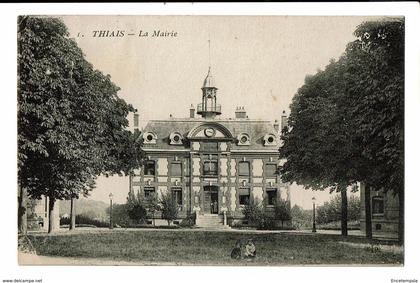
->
[[196, 214, 231, 229]]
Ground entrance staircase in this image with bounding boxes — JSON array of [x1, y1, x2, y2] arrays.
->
[[196, 214, 231, 230]]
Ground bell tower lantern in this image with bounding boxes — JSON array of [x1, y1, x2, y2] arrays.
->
[[197, 67, 221, 119]]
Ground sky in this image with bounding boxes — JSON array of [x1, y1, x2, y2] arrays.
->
[[60, 15, 377, 208]]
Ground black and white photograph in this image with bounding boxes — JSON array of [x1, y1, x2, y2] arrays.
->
[[1, 2, 420, 283]]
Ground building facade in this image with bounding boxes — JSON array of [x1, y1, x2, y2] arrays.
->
[[129, 68, 290, 227], [359, 183, 400, 239], [28, 196, 60, 231]]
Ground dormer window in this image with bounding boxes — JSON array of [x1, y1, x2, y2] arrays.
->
[[143, 132, 157, 144], [263, 133, 277, 146], [237, 133, 250, 146], [169, 132, 183, 145]]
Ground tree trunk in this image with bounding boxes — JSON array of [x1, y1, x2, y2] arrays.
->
[[341, 187, 348, 236], [18, 186, 27, 235], [398, 188, 404, 245], [69, 197, 76, 230], [48, 197, 56, 234], [364, 184, 372, 239]]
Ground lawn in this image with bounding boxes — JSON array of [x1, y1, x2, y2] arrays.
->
[[25, 229, 403, 265]]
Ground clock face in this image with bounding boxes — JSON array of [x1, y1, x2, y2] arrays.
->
[[204, 128, 215, 137]]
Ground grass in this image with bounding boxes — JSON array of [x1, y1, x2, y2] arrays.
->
[[25, 229, 403, 265]]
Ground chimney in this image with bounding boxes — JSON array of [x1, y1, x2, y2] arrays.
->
[[133, 110, 140, 135], [235, 106, 247, 119], [134, 113, 139, 128], [281, 110, 288, 130], [274, 119, 280, 132], [189, 104, 195, 118]]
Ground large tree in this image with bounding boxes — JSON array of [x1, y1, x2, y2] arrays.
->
[[279, 58, 360, 236], [279, 18, 404, 241], [345, 19, 404, 243], [18, 16, 141, 233]]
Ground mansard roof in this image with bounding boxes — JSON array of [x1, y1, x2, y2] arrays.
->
[[141, 118, 279, 150]]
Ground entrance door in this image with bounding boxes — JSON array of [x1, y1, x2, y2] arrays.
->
[[203, 186, 218, 214]]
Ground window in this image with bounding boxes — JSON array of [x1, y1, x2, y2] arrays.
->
[[372, 196, 384, 214], [143, 132, 157, 144], [144, 161, 156, 176], [237, 133, 250, 146], [265, 164, 277, 177], [203, 160, 218, 176], [144, 187, 155, 198], [170, 162, 182, 177], [172, 188, 183, 206], [266, 188, 277, 205], [239, 188, 250, 205], [238, 161, 250, 177], [263, 134, 277, 146], [169, 132, 183, 145]]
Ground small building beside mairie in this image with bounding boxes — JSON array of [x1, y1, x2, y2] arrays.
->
[[129, 67, 290, 227]]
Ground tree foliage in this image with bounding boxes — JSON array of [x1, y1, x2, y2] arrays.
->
[[126, 191, 148, 224], [316, 194, 360, 224], [242, 199, 291, 229], [279, 56, 362, 192], [345, 20, 404, 193], [290, 204, 312, 230], [106, 203, 133, 228], [18, 16, 141, 232], [145, 193, 160, 226], [280, 18, 403, 195], [274, 199, 292, 228], [160, 191, 179, 225]]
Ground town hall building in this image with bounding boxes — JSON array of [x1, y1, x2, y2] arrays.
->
[[129, 67, 290, 228]]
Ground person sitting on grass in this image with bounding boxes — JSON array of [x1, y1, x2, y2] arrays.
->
[[231, 240, 242, 260], [244, 239, 256, 260]]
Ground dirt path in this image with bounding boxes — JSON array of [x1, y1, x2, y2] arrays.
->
[[18, 252, 188, 266]]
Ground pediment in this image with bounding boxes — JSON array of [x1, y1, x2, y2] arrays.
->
[[187, 122, 233, 140]]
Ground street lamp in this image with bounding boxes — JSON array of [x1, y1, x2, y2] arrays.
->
[[109, 193, 114, 230], [312, 197, 317, 233]]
